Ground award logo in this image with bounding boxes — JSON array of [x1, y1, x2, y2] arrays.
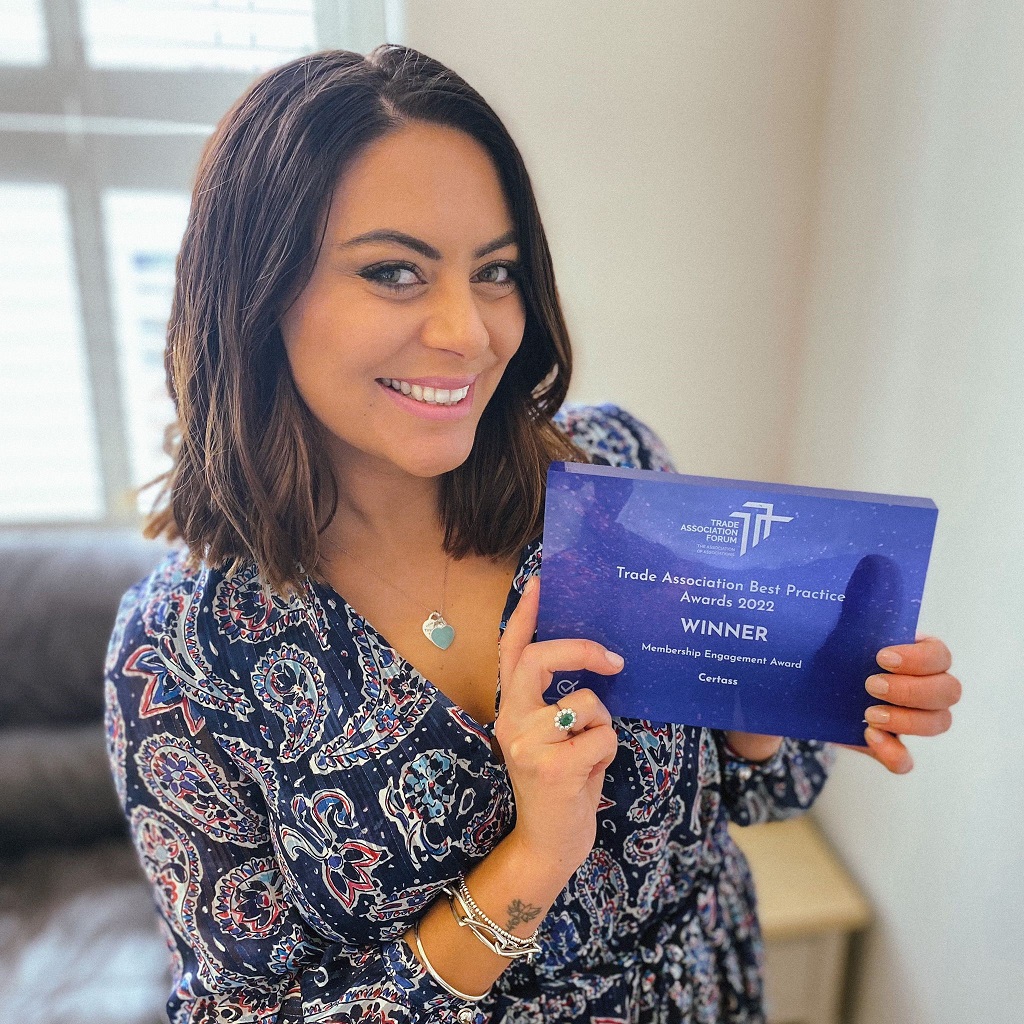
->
[[679, 500, 793, 557], [729, 502, 794, 556]]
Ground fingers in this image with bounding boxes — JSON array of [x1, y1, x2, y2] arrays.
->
[[519, 722, 620, 787], [500, 638, 622, 716], [864, 704, 952, 736], [877, 634, 952, 676], [499, 575, 541, 688], [559, 722, 620, 775], [536, 688, 613, 745], [863, 726, 914, 774], [860, 634, 959, 775], [499, 699, 618, 777], [522, 638, 623, 681], [865, 671, 962, 710], [840, 733, 915, 773], [499, 576, 625, 716]]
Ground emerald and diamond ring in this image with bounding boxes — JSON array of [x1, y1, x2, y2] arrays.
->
[[553, 706, 578, 732]]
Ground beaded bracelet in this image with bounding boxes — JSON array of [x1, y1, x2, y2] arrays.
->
[[413, 918, 491, 1002], [444, 877, 543, 962], [445, 887, 542, 962]]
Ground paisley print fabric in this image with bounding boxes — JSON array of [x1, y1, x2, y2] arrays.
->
[[104, 403, 835, 1024]]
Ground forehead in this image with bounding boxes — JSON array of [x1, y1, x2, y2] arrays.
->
[[324, 122, 514, 245]]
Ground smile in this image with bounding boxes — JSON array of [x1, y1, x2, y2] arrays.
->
[[378, 377, 471, 406]]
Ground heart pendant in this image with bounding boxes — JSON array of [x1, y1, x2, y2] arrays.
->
[[423, 612, 456, 650]]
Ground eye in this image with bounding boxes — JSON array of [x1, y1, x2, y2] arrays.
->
[[476, 261, 521, 289], [360, 262, 422, 292]]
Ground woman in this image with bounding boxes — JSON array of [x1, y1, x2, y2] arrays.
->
[[104, 44, 961, 1023]]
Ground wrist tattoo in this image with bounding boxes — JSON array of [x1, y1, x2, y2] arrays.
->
[[505, 898, 541, 930]]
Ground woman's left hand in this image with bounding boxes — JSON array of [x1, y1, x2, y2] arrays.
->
[[848, 634, 961, 773]]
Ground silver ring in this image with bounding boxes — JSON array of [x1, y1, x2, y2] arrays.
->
[[553, 704, 578, 733]]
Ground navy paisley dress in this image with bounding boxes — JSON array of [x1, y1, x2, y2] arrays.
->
[[104, 403, 835, 1024]]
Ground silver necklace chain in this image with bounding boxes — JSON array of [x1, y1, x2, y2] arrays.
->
[[332, 547, 455, 650]]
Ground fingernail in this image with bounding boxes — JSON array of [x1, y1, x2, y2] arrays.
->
[[864, 705, 891, 725], [877, 649, 902, 670], [605, 650, 624, 669], [864, 725, 885, 746], [526, 576, 538, 595], [866, 675, 890, 697]]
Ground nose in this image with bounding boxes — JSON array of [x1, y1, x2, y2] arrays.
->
[[419, 274, 491, 359]]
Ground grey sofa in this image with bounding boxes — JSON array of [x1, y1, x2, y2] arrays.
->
[[0, 529, 175, 1024]]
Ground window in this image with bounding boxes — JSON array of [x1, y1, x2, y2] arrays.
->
[[102, 189, 190, 495], [0, 183, 103, 520], [1, 0, 48, 66], [0, 0, 394, 526], [80, 0, 317, 72]]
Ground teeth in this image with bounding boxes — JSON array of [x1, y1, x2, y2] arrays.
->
[[380, 378, 470, 406]]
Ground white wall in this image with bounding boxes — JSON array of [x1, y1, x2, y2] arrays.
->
[[398, 3, 1024, 1020], [400, 0, 835, 482], [791, 2, 1024, 1021]]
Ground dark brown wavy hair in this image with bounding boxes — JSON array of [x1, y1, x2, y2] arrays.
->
[[141, 43, 588, 598]]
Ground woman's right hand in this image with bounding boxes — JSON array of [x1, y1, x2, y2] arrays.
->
[[494, 574, 623, 876]]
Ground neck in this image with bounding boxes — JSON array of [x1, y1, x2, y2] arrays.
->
[[318, 458, 448, 570]]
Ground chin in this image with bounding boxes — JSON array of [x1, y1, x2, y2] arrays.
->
[[397, 442, 475, 479]]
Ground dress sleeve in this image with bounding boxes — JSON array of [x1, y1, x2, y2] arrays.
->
[[555, 402, 680, 473], [104, 587, 488, 1024], [713, 735, 837, 826], [596, 404, 679, 473]]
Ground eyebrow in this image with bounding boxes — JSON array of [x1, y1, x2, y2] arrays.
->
[[335, 228, 518, 261]]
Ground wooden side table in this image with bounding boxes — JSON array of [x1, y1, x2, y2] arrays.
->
[[729, 816, 871, 1024]]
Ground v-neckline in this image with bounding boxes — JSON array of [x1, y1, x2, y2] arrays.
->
[[304, 536, 542, 735]]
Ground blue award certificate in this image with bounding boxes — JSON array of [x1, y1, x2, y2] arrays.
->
[[536, 462, 938, 745]]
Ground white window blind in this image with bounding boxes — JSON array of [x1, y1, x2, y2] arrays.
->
[[103, 190, 190, 504], [80, 0, 316, 72], [0, 184, 104, 520], [0, 0, 48, 66]]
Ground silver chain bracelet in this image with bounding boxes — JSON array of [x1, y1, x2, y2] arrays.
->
[[442, 877, 543, 963]]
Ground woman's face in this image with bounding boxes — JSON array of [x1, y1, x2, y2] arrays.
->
[[280, 121, 526, 483]]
